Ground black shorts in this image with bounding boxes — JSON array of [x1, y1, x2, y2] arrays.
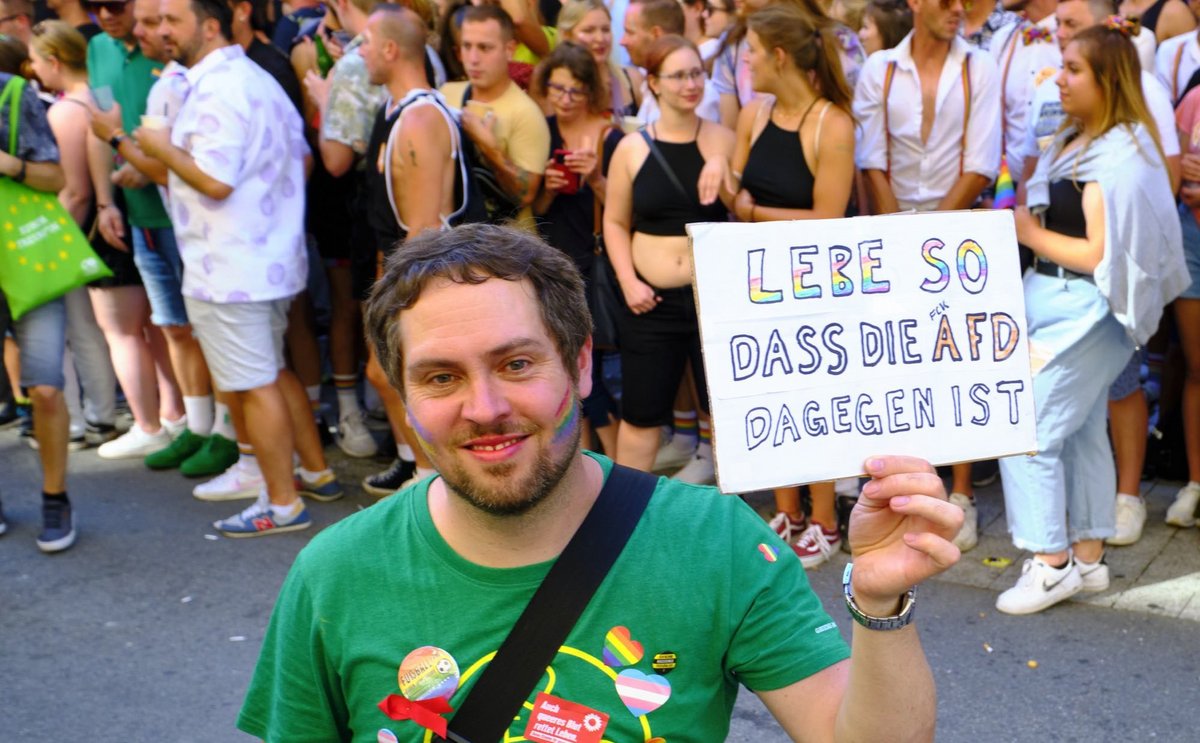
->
[[617, 282, 709, 428], [307, 162, 355, 262], [88, 196, 142, 289]]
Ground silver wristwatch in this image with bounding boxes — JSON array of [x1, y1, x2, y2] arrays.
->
[[842, 563, 917, 630]]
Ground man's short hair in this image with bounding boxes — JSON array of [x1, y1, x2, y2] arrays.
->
[[363, 224, 592, 394], [460, 3, 515, 41], [370, 4, 426, 60], [192, 0, 233, 40], [632, 0, 684, 36]]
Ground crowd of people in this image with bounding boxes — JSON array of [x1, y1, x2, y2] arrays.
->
[[0, 0, 1196, 620]]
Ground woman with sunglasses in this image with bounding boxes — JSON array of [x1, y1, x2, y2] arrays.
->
[[557, 0, 640, 118], [603, 35, 732, 475], [724, 4, 856, 567], [1001, 23, 1185, 614], [531, 42, 625, 454], [28, 20, 183, 458]]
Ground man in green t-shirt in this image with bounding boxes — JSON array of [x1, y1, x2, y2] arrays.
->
[[239, 224, 964, 742]]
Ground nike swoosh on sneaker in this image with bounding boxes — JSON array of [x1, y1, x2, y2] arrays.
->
[[1042, 570, 1071, 592]]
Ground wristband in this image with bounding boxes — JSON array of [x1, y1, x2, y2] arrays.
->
[[842, 563, 916, 631], [109, 132, 126, 150], [13, 158, 26, 183]]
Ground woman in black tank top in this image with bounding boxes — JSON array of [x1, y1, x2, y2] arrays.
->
[[725, 5, 859, 565], [602, 36, 735, 476]]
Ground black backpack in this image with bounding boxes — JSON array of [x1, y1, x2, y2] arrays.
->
[[461, 83, 524, 224]]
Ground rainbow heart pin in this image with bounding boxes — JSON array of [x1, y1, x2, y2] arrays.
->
[[614, 669, 672, 716], [602, 626, 644, 667]]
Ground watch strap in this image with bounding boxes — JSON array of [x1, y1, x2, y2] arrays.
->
[[842, 563, 916, 631]]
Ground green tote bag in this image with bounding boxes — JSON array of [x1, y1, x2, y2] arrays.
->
[[0, 75, 110, 320]]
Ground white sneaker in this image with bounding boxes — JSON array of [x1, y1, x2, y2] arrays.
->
[[97, 425, 172, 460], [1107, 494, 1146, 545], [948, 492, 978, 552], [193, 459, 265, 501], [996, 558, 1083, 615], [671, 444, 714, 485], [336, 410, 379, 458], [1165, 482, 1200, 527], [1076, 555, 1110, 592], [653, 436, 697, 471]]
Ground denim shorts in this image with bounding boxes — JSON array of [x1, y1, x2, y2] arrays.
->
[[132, 226, 190, 326], [1177, 204, 1200, 300], [1108, 350, 1141, 401], [0, 291, 67, 390]]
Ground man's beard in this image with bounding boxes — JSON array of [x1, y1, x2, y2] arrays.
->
[[438, 409, 581, 517]]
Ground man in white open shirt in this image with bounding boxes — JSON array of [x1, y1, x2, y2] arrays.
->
[[136, 0, 338, 538], [853, 0, 1001, 552]]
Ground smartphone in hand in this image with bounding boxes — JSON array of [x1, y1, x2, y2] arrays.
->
[[552, 149, 580, 195]]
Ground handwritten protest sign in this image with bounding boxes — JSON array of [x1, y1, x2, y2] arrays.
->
[[688, 210, 1038, 493]]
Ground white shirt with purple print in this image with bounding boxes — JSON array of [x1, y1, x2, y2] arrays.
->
[[169, 44, 310, 304]]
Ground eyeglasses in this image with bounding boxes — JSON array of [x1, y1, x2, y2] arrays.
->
[[546, 82, 587, 99], [657, 68, 706, 84], [85, 1, 129, 15], [702, 3, 733, 15]]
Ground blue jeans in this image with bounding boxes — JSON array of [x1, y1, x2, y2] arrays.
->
[[132, 226, 189, 326], [999, 275, 1134, 552]]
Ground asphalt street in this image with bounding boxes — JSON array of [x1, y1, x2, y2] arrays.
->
[[2, 431, 1198, 742]]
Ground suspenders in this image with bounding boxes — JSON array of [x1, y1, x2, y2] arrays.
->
[[882, 54, 972, 182]]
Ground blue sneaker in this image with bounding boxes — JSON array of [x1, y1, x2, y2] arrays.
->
[[213, 496, 311, 538], [37, 497, 76, 553], [295, 470, 344, 502]]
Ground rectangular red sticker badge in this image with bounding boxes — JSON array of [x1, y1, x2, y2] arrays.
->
[[523, 692, 609, 743]]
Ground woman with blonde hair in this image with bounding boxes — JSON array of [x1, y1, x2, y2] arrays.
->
[[557, 0, 641, 118], [28, 20, 184, 459], [725, 4, 857, 567], [1001, 21, 1187, 614]]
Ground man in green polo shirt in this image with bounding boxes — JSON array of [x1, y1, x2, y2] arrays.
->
[[86, 0, 237, 477]]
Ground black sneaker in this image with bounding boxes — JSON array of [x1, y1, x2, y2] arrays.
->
[[971, 459, 1000, 488], [84, 422, 119, 447], [37, 497, 76, 553], [362, 458, 416, 497]]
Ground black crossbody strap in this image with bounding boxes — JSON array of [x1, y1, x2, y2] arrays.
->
[[639, 128, 690, 201], [443, 463, 659, 743]]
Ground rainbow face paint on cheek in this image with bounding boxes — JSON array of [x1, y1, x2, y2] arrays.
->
[[407, 413, 435, 453], [551, 387, 579, 445]]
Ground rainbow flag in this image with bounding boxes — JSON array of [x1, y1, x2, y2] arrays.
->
[[994, 155, 1016, 209]]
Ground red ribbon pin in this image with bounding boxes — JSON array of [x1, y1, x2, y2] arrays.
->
[[378, 695, 454, 738]]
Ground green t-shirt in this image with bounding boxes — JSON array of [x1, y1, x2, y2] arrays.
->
[[238, 453, 849, 742], [87, 33, 170, 228]]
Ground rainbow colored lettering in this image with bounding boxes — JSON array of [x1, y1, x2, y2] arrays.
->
[[790, 245, 822, 299], [747, 249, 783, 304]]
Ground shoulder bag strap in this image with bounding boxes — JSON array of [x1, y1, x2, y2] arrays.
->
[[444, 463, 660, 743], [959, 53, 971, 177], [593, 126, 612, 248], [882, 60, 897, 182], [638, 128, 690, 201], [2, 75, 26, 157]]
